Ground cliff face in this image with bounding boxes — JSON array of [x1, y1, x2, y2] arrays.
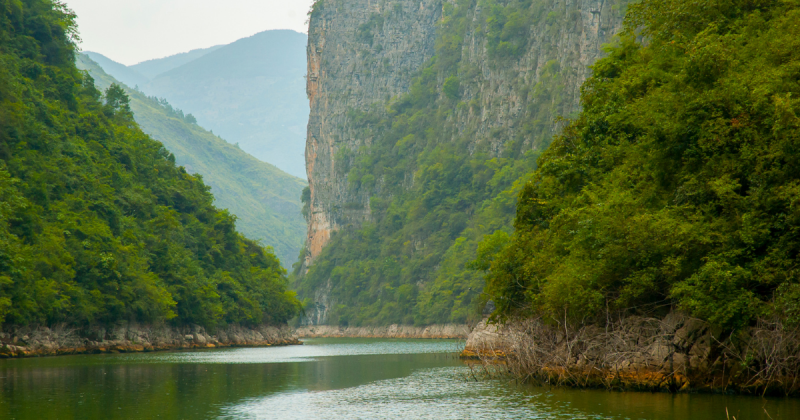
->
[[305, 0, 443, 263], [300, 0, 626, 325]]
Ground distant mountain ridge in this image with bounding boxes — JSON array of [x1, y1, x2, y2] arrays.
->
[[131, 45, 223, 79], [83, 29, 309, 178], [76, 53, 307, 267]]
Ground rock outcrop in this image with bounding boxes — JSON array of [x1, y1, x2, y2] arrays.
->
[[300, 0, 626, 325], [461, 313, 800, 395], [0, 323, 300, 358], [296, 323, 469, 339], [305, 0, 442, 265]]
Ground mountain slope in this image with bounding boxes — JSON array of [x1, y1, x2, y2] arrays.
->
[[296, 0, 626, 326], [76, 54, 308, 267], [0, 0, 299, 328], [487, 0, 800, 330], [131, 45, 223, 79], [83, 51, 149, 88], [143, 30, 309, 178]]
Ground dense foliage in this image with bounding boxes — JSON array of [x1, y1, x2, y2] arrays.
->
[[485, 0, 800, 330], [294, 0, 588, 326], [0, 0, 299, 328], [77, 54, 308, 267]]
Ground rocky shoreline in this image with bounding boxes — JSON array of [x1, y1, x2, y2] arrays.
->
[[0, 323, 300, 358], [295, 324, 469, 339], [461, 313, 800, 395]]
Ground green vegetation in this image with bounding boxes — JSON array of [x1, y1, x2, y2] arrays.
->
[[485, 0, 800, 330], [76, 54, 308, 267], [295, 0, 584, 326], [0, 0, 299, 328]]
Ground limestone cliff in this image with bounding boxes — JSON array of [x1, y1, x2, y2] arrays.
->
[[299, 0, 627, 325], [305, 0, 443, 264], [305, 0, 624, 262]]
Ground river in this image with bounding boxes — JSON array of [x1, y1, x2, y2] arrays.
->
[[1, 338, 798, 419]]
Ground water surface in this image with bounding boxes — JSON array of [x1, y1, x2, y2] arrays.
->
[[1, 338, 797, 419]]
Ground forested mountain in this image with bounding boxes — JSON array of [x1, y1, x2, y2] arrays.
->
[[486, 0, 800, 330], [76, 54, 307, 268], [130, 45, 223, 79], [296, 0, 626, 326], [86, 30, 309, 178], [0, 0, 299, 328], [83, 51, 148, 89]]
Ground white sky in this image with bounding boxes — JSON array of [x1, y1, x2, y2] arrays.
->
[[64, 0, 315, 65]]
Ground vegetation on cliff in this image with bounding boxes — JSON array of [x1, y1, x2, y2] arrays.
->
[[0, 0, 299, 328], [484, 0, 800, 330], [295, 0, 608, 326], [76, 54, 308, 267]]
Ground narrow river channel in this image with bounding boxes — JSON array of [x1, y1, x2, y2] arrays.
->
[[1, 338, 798, 419]]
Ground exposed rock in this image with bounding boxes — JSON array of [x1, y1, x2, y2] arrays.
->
[[461, 313, 800, 395], [0, 324, 300, 358], [305, 0, 442, 269], [296, 323, 469, 339], [301, 0, 627, 323]]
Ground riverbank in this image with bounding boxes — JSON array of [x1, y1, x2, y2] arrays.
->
[[0, 323, 300, 358], [462, 313, 800, 396], [295, 324, 469, 339]]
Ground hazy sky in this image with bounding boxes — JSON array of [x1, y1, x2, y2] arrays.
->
[[64, 0, 315, 65]]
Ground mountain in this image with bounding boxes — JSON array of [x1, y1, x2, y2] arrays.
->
[[76, 54, 308, 267], [143, 30, 309, 178], [0, 0, 299, 328], [83, 51, 149, 89], [294, 0, 626, 327], [487, 0, 800, 330], [131, 45, 223, 79], [86, 30, 310, 179]]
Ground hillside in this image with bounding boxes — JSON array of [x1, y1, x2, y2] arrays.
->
[[0, 0, 299, 328], [87, 31, 310, 178], [486, 0, 800, 330], [83, 51, 149, 88], [296, 0, 626, 326], [144, 30, 309, 178], [76, 54, 308, 267]]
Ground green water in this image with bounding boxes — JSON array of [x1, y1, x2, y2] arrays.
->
[[0, 338, 797, 419]]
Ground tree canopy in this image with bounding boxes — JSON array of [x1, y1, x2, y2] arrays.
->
[[485, 0, 800, 330], [0, 0, 299, 328]]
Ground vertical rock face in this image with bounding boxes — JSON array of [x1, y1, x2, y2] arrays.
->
[[301, 0, 626, 324], [305, 0, 443, 264], [306, 0, 624, 263]]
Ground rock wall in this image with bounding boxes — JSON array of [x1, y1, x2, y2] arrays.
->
[[305, 0, 442, 264], [462, 313, 800, 395], [296, 323, 469, 339], [304, 0, 626, 266], [0, 323, 299, 358]]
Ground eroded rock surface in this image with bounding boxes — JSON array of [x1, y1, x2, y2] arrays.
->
[[0, 323, 300, 358], [296, 323, 469, 339]]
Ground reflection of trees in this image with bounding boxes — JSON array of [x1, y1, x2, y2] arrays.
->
[[0, 360, 299, 419]]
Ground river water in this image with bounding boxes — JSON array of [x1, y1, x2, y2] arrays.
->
[[1, 338, 798, 419]]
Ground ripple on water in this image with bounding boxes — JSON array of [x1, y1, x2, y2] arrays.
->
[[218, 367, 618, 420], [116, 338, 464, 365]]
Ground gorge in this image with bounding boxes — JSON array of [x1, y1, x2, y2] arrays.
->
[[296, 0, 628, 327]]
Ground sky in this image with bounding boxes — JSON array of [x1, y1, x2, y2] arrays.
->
[[64, 0, 315, 65]]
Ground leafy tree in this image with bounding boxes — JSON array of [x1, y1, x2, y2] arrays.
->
[[0, 0, 299, 330], [485, 0, 800, 330]]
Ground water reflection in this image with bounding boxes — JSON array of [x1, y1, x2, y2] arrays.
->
[[1, 338, 798, 419]]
